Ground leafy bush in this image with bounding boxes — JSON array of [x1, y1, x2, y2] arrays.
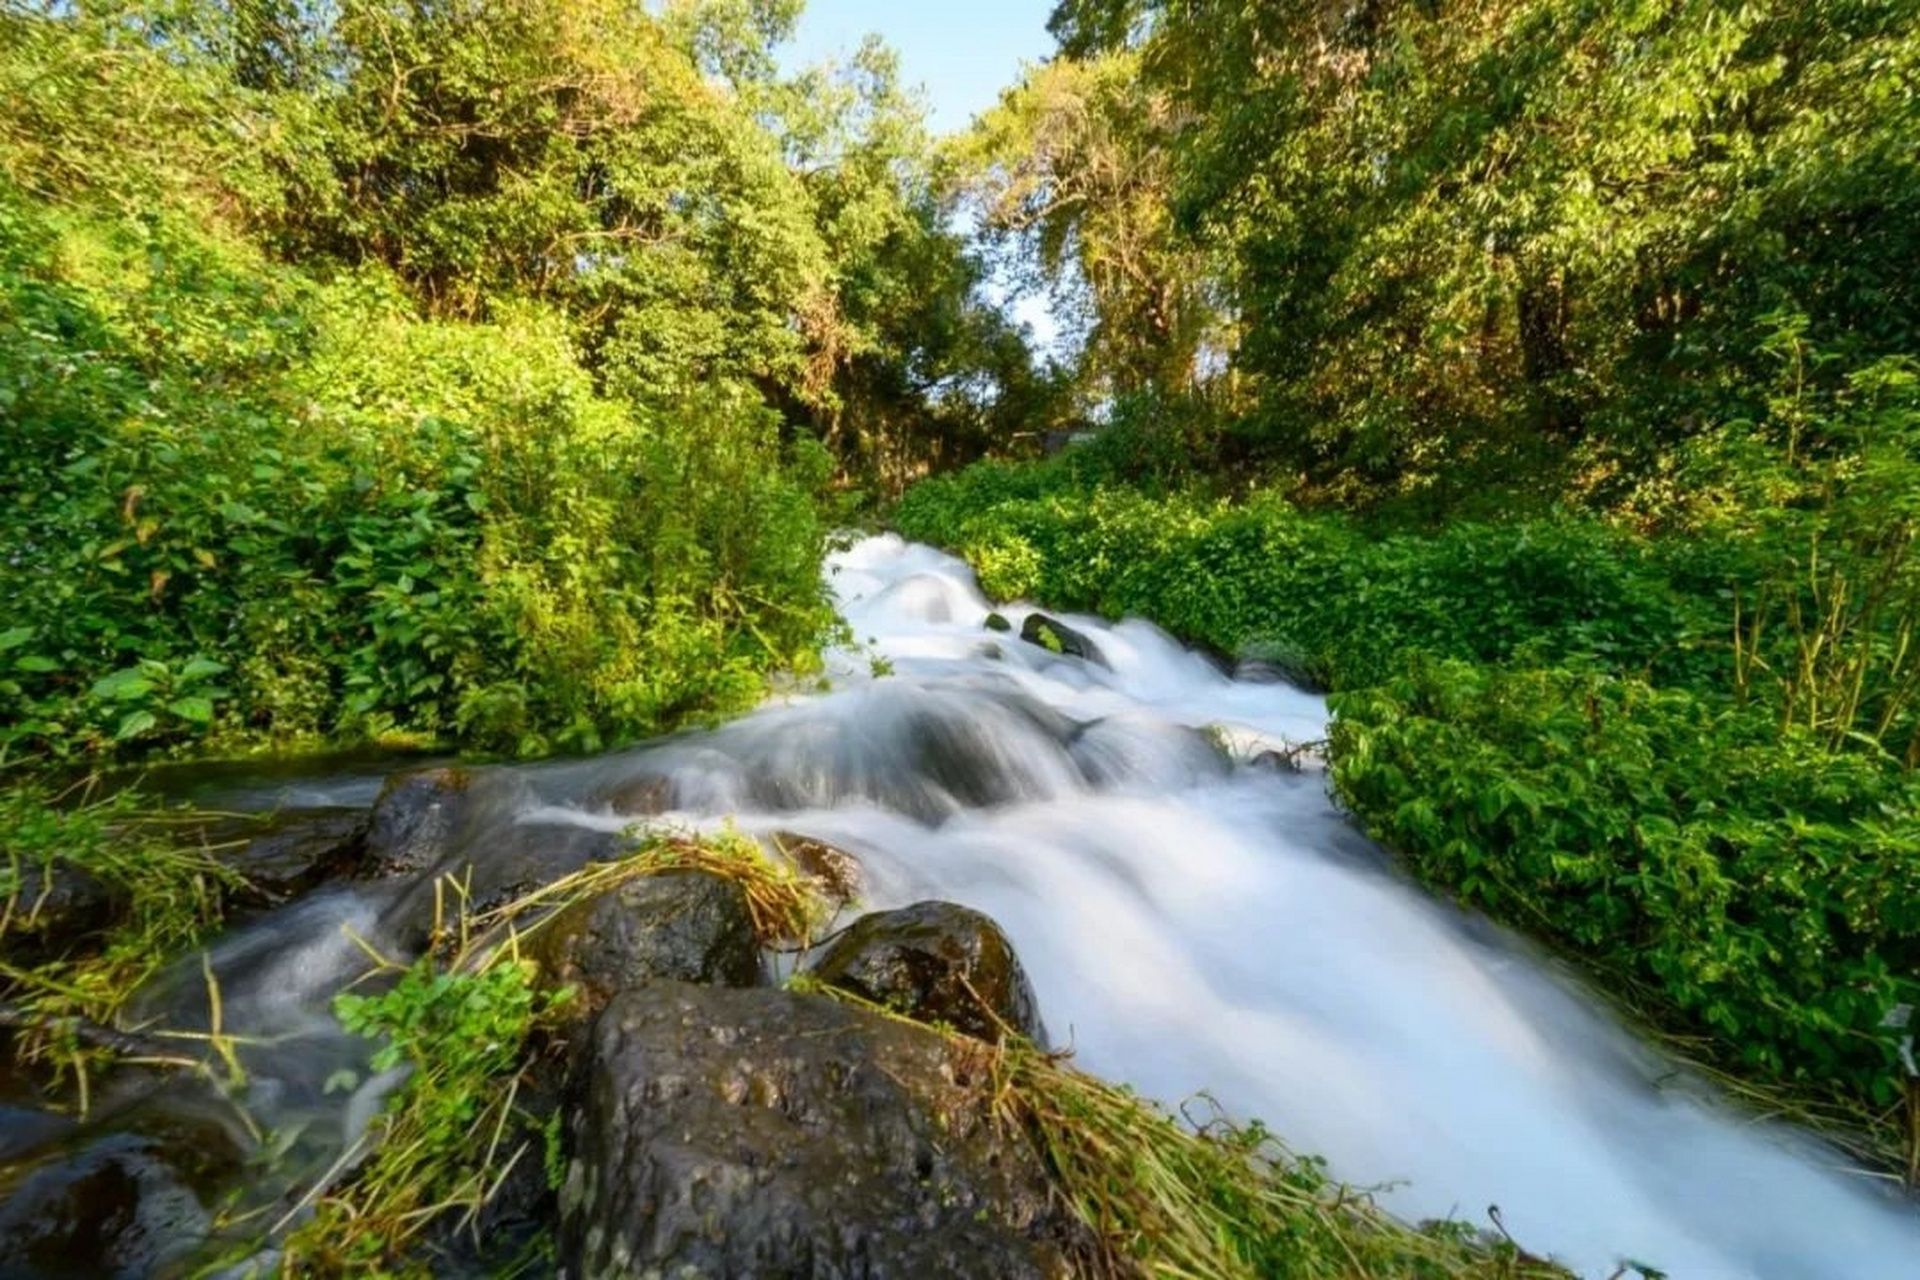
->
[[0, 193, 833, 759], [895, 457, 1726, 691], [1329, 660, 1920, 1113], [899, 452, 1920, 1130]]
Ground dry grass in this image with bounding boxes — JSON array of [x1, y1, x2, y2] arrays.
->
[[807, 980, 1584, 1280]]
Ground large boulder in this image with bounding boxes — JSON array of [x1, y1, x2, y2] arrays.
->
[[768, 832, 865, 907], [808, 902, 1045, 1046], [526, 870, 763, 1013], [559, 982, 1090, 1280], [361, 766, 475, 879]]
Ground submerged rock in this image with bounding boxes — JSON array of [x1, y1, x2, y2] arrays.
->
[[1020, 613, 1107, 667], [1233, 649, 1327, 694], [228, 807, 367, 901], [809, 901, 1044, 1046], [527, 869, 763, 1012], [0, 1131, 222, 1279], [599, 771, 673, 817], [560, 982, 1088, 1280]]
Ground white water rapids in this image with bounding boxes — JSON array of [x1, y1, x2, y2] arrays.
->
[[110, 534, 1920, 1277], [588, 533, 1915, 1280]]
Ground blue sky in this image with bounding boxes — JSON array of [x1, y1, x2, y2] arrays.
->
[[783, 0, 1058, 134]]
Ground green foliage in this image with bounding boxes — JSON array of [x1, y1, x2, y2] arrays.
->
[[1329, 660, 1920, 1120], [895, 456, 1728, 691], [899, 449, 1920, 1139], [1046, 0, 1920, 504], [0, 5, 861, 760], [949, 51, 1217, 402], [0, 0, 1057, 762], [0, 187, 834, 758], [282, 949, 567, 1276]]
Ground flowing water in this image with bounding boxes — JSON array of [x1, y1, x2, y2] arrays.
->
[[27, 535, 1920, 1277]]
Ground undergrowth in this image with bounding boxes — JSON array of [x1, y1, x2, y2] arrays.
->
[[0, 776, 245, 1110]]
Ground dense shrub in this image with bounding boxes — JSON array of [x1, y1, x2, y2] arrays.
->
[[894, 460, 1727, 691], [0, 194, 833, 759], [897, 451, 1920, 1122], [1330, 660, 1920, 1109]]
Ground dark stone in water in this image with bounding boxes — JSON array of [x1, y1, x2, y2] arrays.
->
[[363, 766, 475, 878], [984, 611, 1013, 633], [602, 771, 672, 816], [809, 901, 1044, 1046], [0, 1102, 72, 1164], [1234, 651, 1327, 694], [528, 870, 763, 1014], [560, 982, 1088, 1280], [228, 807, 368, 901], [0, 1132, 216, 1279], [365, 765, 624, 947], [1020, 613, 1107, 667]]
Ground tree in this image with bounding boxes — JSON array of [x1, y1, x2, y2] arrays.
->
[[949, 50, 1216, 403], [1041, 0, 1920, 506]]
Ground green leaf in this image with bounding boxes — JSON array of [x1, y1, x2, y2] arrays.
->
[[92, 669, 155, 702], [178, 656, 227, 681], [15, 656, 59, 673], [114, 709, 158, 740], [0, 627, 31, 652], [167, 696, 215, 724]]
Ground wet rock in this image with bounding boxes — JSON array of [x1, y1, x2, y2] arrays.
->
[[527, 870, 762, 1013], [809, 901, 1044, 1046], [1234, 649, 1327, 694], [722, 684, 1080, 822], [0, 863, 113, 958], [560, 982, 1088, 1280], [363, 766, 475, 878], [601, 772, 672, 817], [0, 1102, 73, 1163], [366, 766, 626, 948], [228, 808, 367, 901], [768, 832, 865, 906], [984, 611, 1013, 633], [1250, 748, 1304, 774], [1069, 715, 1231, 793], [1020, 613, 1107, 667], [0, 1133, 215, 1279]]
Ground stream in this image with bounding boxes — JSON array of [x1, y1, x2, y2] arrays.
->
[[14, 533, 1920, 1278]]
